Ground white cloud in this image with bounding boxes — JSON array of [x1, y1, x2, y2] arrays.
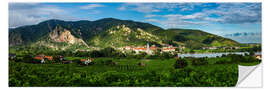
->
[[144, 3, 261, 28], [144, 14, 159, 18], [144, 13, 208, 28], [130, 3, 160, 13], [9, 3, 79, 28], [145, 19, 160, 22], [202, 3, 261, 24], [145, 14, 207, 28], [79, 4, 105, 9], [88, 10, 101, 14], [118, 3, 211, 13], [118, 6, 126, 11]]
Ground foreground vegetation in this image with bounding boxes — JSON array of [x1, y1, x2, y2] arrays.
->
[[9, 54, 261, 87]]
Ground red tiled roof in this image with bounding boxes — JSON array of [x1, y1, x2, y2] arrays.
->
[[80, 59, 86, 62], [149, 47, 157, 50], [33, 56, 43, 60], [162, 48, 175, 50], [45, 56, 53, 61], [134, 48, 147, 50]]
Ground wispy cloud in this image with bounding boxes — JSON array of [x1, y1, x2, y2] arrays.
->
[[79, 4, 105, 9], [144, 14, 159, 18], [204, 3, 261, 24], [143, 3, 261, 28], [118, 3, 213, 13], [145, 19, 160, 22], [223, 32, 262, 43], [9, 3, 78, 28], [9, 2, 261, 31]]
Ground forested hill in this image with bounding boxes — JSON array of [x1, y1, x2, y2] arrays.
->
[[9, 18, 239, 49]]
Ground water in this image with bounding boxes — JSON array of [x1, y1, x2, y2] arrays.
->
[[178, 52, 261, 58]]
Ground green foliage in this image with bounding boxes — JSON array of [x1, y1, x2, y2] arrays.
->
[[10, 18, 239, 49], [174, 58, 188, 69], [9, 55, 260, 87], [99, 47, 125, 57], [191, 58, 208, 66], [161, 52, 173, 59], [105, 59, 113, 65], [249, 51, 255, 56], [90, 50, 103, 57]]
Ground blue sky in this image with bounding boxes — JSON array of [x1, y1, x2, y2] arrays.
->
[[9, 3, 261, 43]]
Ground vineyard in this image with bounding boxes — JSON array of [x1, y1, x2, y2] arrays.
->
[[9, 55, 261, 87]]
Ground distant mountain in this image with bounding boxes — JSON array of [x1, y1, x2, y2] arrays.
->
[[223, 32, 261, 43], [9, 18, 239, 50]]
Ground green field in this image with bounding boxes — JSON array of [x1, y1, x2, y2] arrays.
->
[[9, 56, 261, 87]]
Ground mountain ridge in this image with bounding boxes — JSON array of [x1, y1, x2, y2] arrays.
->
[[9, 18, 239, 49]]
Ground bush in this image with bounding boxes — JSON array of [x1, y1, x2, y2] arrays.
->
[[191, 58, 208, 66], [215, 58, 233, 64], [138, 62, 146, 67], [174, 59, 188, 69], [161, 52, 172, 59], [240, 56, 258, 63], [22, 56, 40, 63], [249, 51, 255, 56], [105, 60, 113, 65]]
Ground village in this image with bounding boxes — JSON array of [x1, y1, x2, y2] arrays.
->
[[118, 43, 182, 55], [8, 43, 261, 66]]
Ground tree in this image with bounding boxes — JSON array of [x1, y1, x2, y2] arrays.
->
[[249, 51, 255, 56], [100, 47, 117, 57], [161, 52, 172, 59], [90, 50, 102, 57], [175, 48, 180, 52], [174, 58, 188, 69], [137, 52, 147, 59], [154, 49, 161, 55], [191, 58, 208, 66]]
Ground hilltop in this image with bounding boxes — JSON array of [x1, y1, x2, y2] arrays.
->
[[9, 18, 239, 50]]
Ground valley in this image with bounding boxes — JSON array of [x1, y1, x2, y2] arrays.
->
[[8, 18, 262, 87]]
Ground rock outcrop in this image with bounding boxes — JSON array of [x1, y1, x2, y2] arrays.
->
[[49, 26, 89, 47]]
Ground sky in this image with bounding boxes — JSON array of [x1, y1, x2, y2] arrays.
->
[[9, 3, 262, 43]]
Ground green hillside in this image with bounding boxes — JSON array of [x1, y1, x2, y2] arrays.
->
[[9, 18, 239, 49]]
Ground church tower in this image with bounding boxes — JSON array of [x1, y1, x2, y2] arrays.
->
[[146, 43, 150, 54]]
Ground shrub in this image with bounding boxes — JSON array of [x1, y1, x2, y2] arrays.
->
[[138, 62, 146, 67], [105, 60, 113, 65], [240, 56, 258, 63], [174, 59, 188, 69], [161, 52, 172, 59], [249, 51, 255, 56], [215, 58, 233, 64], [113, 61, 118, 65], [191, 58, 208, 66]]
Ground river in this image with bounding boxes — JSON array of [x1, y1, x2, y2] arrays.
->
[[177, 52, 261, 58]]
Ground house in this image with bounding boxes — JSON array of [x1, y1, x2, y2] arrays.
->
[[58, 55, 65, 61], [80, 57, 94, 65], [254, 55, 262, 60], [44, 56, 53, 61], [132, 43, 158, 54], [133, 47, 147, 54], [33, 54, 53, 63], [33, 55, 45, 63], [234, 46, 240, 49], [118, 46, 133, 51], [123, 46, 132, 50], [202, 46, 217, 50], [209, 46, 217, 50], [162, 47, 176, 52]]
